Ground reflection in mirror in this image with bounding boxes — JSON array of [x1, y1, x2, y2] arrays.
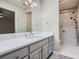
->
[[0, 8, 15, 34]]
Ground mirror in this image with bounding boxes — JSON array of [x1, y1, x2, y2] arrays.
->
[[0, 7, 15, 34]]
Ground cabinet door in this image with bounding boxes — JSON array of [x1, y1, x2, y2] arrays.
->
[[48, 36, 53, 54], [30, 39, 48, 53], [30, 48, 41, 59], [1, 47, 28, 59], [43, 43, 49, 59], [1, 53, 16, 59]]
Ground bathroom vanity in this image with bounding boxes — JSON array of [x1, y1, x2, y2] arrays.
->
[[0, 32, 54, 59]]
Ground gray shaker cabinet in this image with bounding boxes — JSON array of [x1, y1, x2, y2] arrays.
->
[[0, 36, 54, 59]]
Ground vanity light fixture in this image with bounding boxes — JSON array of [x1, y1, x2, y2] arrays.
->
[[19, 0, 38, 8], [28, 0, 32, 3], [0, 15, 3, 18], [33, 3, 37, 7], [0, 11, 3, 18], [25, 1, 28, 5], [31, 4, 34, 8]]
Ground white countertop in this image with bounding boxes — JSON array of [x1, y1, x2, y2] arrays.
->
[[0, 32, 53, 56]]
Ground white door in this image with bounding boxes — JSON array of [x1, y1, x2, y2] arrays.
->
[[30, 48, 41, 59], [60, 11, 77, 47]]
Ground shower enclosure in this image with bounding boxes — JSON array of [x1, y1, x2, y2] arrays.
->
[[59, 9, 78, 47]]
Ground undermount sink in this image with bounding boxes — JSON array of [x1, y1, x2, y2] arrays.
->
[[25, 33, 43, 39], [26, 35, 42, 39]]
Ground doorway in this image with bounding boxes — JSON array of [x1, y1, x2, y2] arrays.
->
[[26, 12, 32, 32]]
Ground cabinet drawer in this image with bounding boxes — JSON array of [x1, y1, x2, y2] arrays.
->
[[30, 48, 41, 59], [14, 47, 28, 59], [1, 47, 28, 59], [1, 53, 16, 59], [30, 39, 48, 53], [48, 36, 53, 44]]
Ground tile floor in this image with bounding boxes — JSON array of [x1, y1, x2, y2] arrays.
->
[[49, 55, 74, 59], [49, 55, 60, 59], [49, 55, 53, 59]]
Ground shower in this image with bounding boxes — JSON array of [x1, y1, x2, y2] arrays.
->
[[59, 10, 78, 47], [71, 12, 78, 46]]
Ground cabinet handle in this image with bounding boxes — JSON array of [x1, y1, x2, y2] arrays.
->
[[16, 56, 19, 59]]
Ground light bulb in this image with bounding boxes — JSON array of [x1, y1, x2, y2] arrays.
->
[[25, 1, 28, 5], [34, 3, 37, 7], [31, 4, 33, 8], [0, 13, 2, 15], [29, 0, 32, 3], [0, 15, 3, 18]]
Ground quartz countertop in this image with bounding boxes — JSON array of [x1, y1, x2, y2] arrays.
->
[[0, 32, 53, 56]]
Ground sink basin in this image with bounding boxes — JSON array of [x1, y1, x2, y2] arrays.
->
[[25, 34, 43, 39], [25, 32, 48, 39]]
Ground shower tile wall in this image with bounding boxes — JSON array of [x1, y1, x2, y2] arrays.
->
[[59, 10, 77, 47]]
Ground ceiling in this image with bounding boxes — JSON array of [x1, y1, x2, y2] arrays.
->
[[59, 0, 79, 11]]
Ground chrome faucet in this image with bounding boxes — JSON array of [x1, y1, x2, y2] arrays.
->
[[26, 32, 33, 38], [30, 32, 33, 36]]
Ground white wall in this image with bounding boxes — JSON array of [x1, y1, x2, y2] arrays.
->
[[27, 0, 59, 51], [0, 0, 27, 33], [32, 0, 42, 32], [42, 0, 59, 51]]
